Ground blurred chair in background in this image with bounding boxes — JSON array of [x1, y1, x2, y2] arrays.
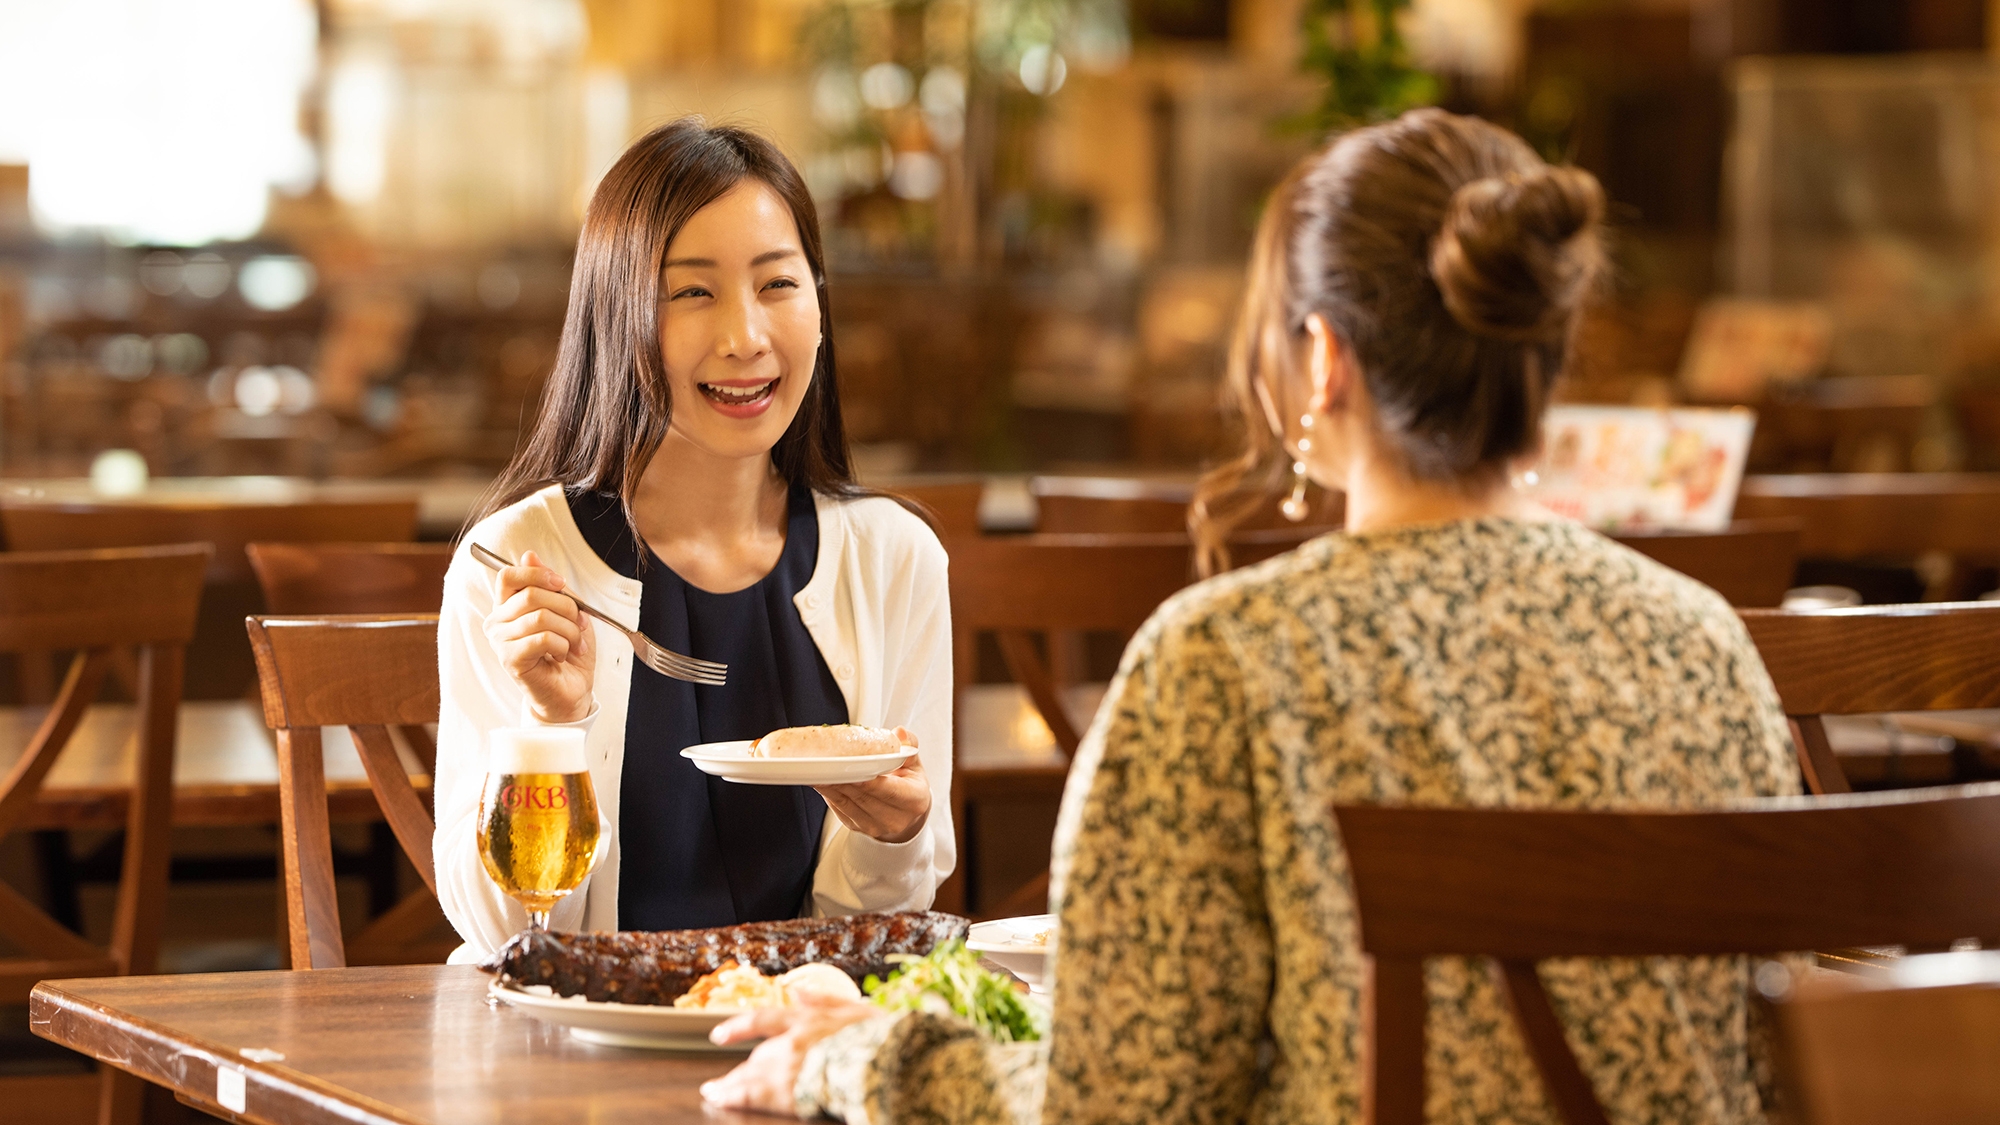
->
[[245, 615, 448, 970], [1955, 387, 2000, 471], [1735, 473, 2000, 602], [0, 544, 207, 1125], [944, 534, 1197, 917], [0, 496, 420, 701], [880, 481, 984, 538], [247, 541, 451, 779], [1031, 476, 1190, 533], [1030, 475, 1343, 535], [1772, 949, 2000, 1125], [246, 542, 452, 616], [1740, 601, 2000, 794], [1610, 519, 1802, 607], [1752, 376, 1934, 474]]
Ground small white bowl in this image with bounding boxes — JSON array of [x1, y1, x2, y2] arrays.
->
[[967, 914, 1054, 992]]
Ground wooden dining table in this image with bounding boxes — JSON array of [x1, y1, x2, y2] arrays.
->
[[0, 476, 483, 543], [29, 964, 763, 1124]]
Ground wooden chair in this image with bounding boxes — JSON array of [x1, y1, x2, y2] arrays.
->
[[1031, 475, 1343, 534], [245, 541, 452, 615], [1956, 387, 2000, 471], [1753, 378, 1932, 474], [1739, 601, 2000, 794], [880, 481, 984, 537], [246, 542, 451, 780], [0, 543, 208, 1125], [1334, 784, 2000, 1125], [1771, 951, 2000, 1125], [1006, 521, 1329, 698], [944, 534, 1200, 916], [245, 614, 446, 970], [1734, 473, 2000, 598], [1609, 519, 1801, 607]]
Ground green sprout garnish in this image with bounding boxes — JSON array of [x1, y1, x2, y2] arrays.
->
[[862, 939, 1047, 1043]]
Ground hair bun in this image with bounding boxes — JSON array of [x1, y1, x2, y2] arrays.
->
[[1428, 165, 1606, 343]]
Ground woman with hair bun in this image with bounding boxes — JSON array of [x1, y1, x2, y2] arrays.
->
[[705, 108, 1795, 1125]]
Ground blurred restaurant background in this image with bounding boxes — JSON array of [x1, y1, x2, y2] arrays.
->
[[9, 0, 2000, 491], [11, 0, 2000, 1113]]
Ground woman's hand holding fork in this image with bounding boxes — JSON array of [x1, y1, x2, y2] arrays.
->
[[483, 549, 596, 724]]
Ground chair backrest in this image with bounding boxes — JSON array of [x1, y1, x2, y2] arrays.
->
[[1333, 785, 2000, 1125], [944, 534, 1202, 917], [1734, 473, 2000, 559], [880, 481, 984, 537], [946, 534, 1199, 758], [1032, 476, 1191, 533], [1031, 475, 1343, 535], [1, 498, 420, 583], [0, 544, 208, 1004], [246, 614, 441, 970], [246, 541, 453, 614], [1739, 601, 2000, 794], [1609, 519, 1801, 607]]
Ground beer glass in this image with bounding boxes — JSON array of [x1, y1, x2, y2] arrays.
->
[[477, 728, 606, 932]]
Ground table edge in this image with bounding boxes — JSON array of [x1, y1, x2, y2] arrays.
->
[[29, 979, 426, 1125]]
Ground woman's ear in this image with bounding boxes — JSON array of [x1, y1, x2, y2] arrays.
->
[[1304, 313, 1347, 415]]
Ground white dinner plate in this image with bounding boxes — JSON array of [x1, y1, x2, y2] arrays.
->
[[680, 739, 918, 786], [966, 913, 1054, 992], [489, 979, 754, 1052]]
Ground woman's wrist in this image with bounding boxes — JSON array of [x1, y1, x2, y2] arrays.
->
[[526, 696, 597, 726], [870, 806, 929, 844], [794, 1009, 910, 1120]]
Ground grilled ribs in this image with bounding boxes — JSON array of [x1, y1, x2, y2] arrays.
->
[[479, 910, 969, 1005]]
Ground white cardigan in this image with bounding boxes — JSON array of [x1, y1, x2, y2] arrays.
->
[[433, 484, 955, 957]]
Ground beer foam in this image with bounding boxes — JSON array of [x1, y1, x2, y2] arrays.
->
[[488, 727, 587, 775]]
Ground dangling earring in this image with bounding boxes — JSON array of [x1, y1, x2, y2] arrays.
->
[[1281, 460, 1310, 522], [1281, 412, 1315, 522]]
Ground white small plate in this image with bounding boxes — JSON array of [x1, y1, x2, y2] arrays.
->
[[967, 913, 1054, 992], [490, 980, 754, 1052], [680, 739, 917, 786]]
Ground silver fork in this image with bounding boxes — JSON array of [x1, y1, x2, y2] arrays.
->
[[470, 542, 728, 686]]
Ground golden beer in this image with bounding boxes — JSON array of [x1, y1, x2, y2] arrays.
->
[[478, 772, 599, 909], [477, 729, 602, 929]]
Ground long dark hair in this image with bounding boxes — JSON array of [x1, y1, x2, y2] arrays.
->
[[1191, 108, 1606, 574], [470, 118, 863, 540]]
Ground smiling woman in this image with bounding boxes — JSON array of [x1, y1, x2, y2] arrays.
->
[[432, 119, 956, 956]]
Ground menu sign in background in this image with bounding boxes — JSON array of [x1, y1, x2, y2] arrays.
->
[[1529, 406, 1757, 532]]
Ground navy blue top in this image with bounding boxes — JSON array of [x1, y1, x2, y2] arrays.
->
[[566, 485, 846, 931]]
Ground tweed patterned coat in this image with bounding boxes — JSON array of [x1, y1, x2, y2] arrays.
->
[[796, 517, 1799, 1125]]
